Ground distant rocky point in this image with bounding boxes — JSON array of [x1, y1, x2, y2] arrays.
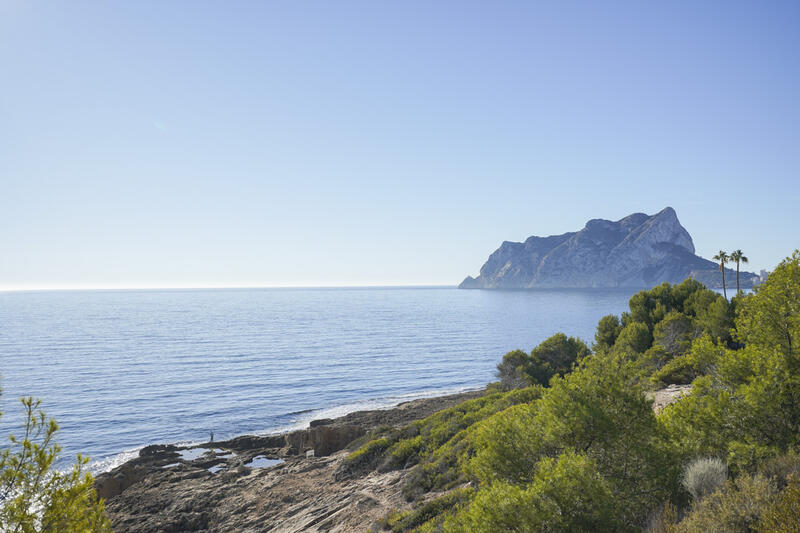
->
[[460, 207, 757, 289]]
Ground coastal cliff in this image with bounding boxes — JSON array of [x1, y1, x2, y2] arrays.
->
[[460, 207, 757, 289]]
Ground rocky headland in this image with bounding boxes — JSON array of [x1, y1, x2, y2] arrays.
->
[[460, 207, 757, 289]]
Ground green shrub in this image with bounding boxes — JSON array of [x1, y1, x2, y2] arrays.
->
[[469, 354, 680, 527], [645, 501, 679, 533], [605, 278, 733, 362], [594, 314, 622, 352], [652, 334, 724, 385], [735, 250, 800, 359], [660, 256, 800, 470], [758, 475, 800, 533], [496, 334, 590, 389], [401, 430, 471, 500], [626, 279, 719, 332], [340, 436, 396, 477], [466, 402, 542, 485], [383, 488, 471, 532], [758, 452, 800, 489], [615, 322, 652, 353], [495, 349, 531, 390], [0, 396, 111, 532], [399, 387, 543, 499], [695, 296, 735, 344], [654, 311, 700, 357], [682, 457, 727, 501], [343, 386, 544, 498], [448, 452, 623, 533], [676, 474, 776, 533]]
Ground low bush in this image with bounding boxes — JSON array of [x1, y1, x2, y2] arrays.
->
[[676, 473, 776, 533], [447, 452, 623, 533], [381, 488, 472, 532], [645, 501, 678, 533], [758, 451, 800, 489], [338, 436, 396, 478], [758, 475, 800, 533], [342, 386, 543, 498], [651, 335, 723, 386], [682, 457, 728, 501]]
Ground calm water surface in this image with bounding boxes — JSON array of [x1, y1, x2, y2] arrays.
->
[[0, 287, 636, 471]]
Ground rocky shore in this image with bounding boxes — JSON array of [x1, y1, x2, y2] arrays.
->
[[95, 390, 485, 533], [97, 385, 691, 532]]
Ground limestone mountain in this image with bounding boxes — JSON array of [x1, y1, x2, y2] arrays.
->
[[459, 207, 757, 289]]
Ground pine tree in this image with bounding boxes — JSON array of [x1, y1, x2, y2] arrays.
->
[[1, 394, 112, 532]]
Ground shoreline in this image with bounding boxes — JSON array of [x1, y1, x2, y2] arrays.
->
[[94, 388, 486, 526], [95, 384, 692, 532], [87, 385, 485, 476]]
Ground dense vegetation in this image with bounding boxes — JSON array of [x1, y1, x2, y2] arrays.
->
[[0, 395, 111, 532], [354, 250, 800, 532]]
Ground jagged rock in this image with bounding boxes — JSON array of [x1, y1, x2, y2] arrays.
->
[[95, 463, 150, 500], [309, 424, 366, 456], [460, 207, 758, 289]]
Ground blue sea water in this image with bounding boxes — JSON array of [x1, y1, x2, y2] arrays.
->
[[0, 287, 636, 472]]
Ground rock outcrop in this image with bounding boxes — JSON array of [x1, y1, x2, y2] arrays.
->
[[97, 390, 485, 533], [460, 207, 757, 289]]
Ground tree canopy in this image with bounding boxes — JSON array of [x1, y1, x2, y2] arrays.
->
[[496, 333, 590, 390]]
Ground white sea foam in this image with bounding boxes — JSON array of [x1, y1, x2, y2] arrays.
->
[[262, 385, 481, 436], [86, 387, 477, 474], [87, 448, 142, 475], [87, 440, 209, 474]]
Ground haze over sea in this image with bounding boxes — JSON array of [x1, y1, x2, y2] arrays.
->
[[0, 287, 637, 472]]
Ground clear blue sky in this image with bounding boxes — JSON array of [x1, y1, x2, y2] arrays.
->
[[2, 2, 798, 289]]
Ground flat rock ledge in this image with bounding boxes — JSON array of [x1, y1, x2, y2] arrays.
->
[[97, 390, 484, 533]]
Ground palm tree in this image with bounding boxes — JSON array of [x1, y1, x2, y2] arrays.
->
[[713, 250, 729, 300], [730, 249, 748, 295]]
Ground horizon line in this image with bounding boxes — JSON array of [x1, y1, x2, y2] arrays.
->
[[0, 283, 459, 293]]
